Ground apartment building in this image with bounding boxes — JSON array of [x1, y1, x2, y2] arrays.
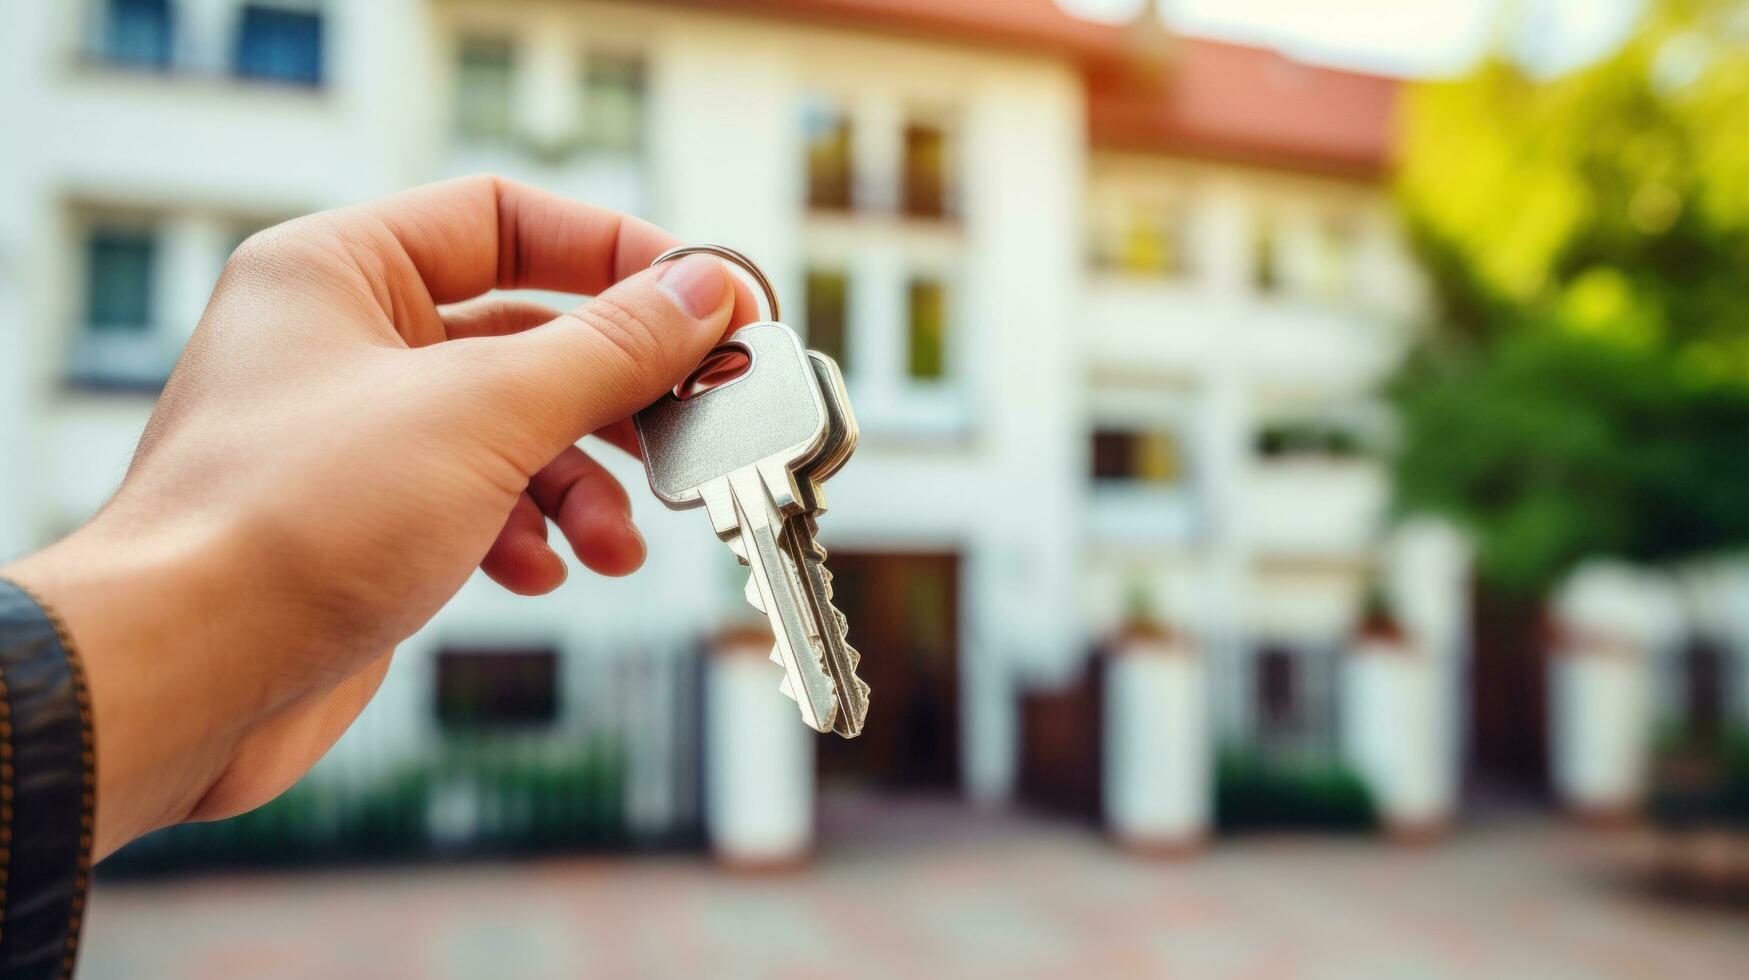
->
[[0, 0, 1433, 812]]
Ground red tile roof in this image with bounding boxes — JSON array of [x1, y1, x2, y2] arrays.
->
[[652, 1, 1397, 177], [1090, 37, 1398, 177], [648, 0, 1135, 59]]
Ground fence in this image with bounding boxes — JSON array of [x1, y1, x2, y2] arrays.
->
[[103, 647, 705, 876]]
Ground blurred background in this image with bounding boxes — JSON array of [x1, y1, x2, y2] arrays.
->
[[3, 0, 1749, 975]]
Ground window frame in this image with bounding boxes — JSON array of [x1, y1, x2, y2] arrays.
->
[[453, 34, 518, 144], [903, 274, 953, 384], [576, 46, 648, 156], [801, 95, 856, 212], [232, 3, 325, 88], [94, 0, 175, 71], [803, 267, 852, 374], [433, 646, 563, 733], [900, 113, 958, 221]]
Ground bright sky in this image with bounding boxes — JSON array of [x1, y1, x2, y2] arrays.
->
[[1057, 0, 1647, 77]]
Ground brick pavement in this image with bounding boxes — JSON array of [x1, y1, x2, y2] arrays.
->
[[81, 795, 1749, 979]]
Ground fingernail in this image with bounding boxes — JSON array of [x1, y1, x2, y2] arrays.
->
[[657, 254, 729, 319]]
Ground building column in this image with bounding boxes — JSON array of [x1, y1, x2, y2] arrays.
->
[[517, 13, 577, 155], [1200, 348, 1251, 740], [1550, 563, 1682, 822], [177, 0, 238, 76], [705, 628, 814, 869], [851, 93, 900, 214], [159, 213, 231, 347], [1197, 179, 1255, 741], [1384, 519, 1470, 817]]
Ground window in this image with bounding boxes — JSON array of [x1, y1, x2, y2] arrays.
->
[[803, 100, 853, 210], [1090, 429, 1182, 484], [579, 50, 645, 153], [86, 229, 156, 332], [1680, 637, 1729, 741], [99, 0, 173, 69], [1096, 201, 1192, 279], [1255, 420, 1364, 461], [906, 278, 948, 380], [1311, 214, 1358, 300], [455, 37, 515, 142], [902, 120, 952, 219], [1252, 213, 1282, 294], [69, 224, 175, 390], [234, 5, 323, 86], [805, 269, 850, 372], [1255, 645, 1300, 732], [435, 647, 560, 731]]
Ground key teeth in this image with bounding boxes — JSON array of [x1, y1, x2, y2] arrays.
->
[[762, 563, 837, 724], [792, 535, 870, 735], [820, 591, 871, 732]]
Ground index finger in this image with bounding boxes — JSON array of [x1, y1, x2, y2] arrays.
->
[[356, 175, 760, 328]]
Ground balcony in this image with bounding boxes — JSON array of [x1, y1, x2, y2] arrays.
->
[[49, 6, 341, 201], [1087, 483, 1200, 546], [1083, 275, 1406, 392], [48, 71, 342, 204], [1242, 459, 1386, 559]]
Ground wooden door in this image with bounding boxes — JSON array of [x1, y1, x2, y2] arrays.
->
[[1467, 585, 1550, 796], [817, 552, 961, 789]]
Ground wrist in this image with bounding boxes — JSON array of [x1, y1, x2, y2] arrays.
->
[[1, 517, 265, 857]]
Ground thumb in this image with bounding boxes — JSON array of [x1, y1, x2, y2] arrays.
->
[[458, 253, 733, 471]]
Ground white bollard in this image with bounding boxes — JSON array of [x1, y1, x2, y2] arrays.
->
[[1342, 631, 1454, 841], [1548, 563, 1675, 824], [1550, 634, 1650, 823], [705, 629, 814, 868], [1102, 632, 1209, 855]]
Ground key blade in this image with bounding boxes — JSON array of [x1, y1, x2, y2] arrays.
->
[[727, 470, 838, 733], [781, 517, 870, 738]]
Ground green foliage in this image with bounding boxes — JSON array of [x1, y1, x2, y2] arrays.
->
[[1648, 725, 1749, 829], [1399, 0, 1749, 366], [1214, 748, 1376, 833], [1393, 327, 1749, 593], [101, 735, 641, 876], [1391, 0, 1749, 594]]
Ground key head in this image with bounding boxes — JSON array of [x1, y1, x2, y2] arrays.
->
[[803, 353, 858, 479], [636, 322, 828, 509]]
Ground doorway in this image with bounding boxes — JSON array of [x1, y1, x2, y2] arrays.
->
[[1467, 585, 1550, 798], [817, 552, 961, 790]]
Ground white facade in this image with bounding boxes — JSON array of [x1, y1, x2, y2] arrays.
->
[[1, 0, 1427, 802]]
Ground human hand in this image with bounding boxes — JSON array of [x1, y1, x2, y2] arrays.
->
[[1, 176, 756, 858]]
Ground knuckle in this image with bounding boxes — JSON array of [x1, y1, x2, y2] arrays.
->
[[221, 216, 338, 286], [573, 296, 664, 369], [222, 224, 291, 278]]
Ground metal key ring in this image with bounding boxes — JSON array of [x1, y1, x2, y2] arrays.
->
[[650, 244, 781, 323]]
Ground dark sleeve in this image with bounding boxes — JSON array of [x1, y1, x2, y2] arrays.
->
[[0, 580, 94, 980]]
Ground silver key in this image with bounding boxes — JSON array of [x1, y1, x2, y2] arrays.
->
[[782, 353, 869, 737], [636, 321, 840, 733]]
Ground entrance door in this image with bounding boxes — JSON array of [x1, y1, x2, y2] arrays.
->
[[1467, 585, 1549, 797], [817, 552, 960, 789]]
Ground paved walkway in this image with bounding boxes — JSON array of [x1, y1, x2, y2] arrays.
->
[[82, 797, 1749, 979]]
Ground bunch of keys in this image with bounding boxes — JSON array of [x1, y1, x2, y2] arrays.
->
[[635, 245, 870, 738]]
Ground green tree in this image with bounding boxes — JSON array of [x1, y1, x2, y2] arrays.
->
[[1392, 0, 1749, 595]]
